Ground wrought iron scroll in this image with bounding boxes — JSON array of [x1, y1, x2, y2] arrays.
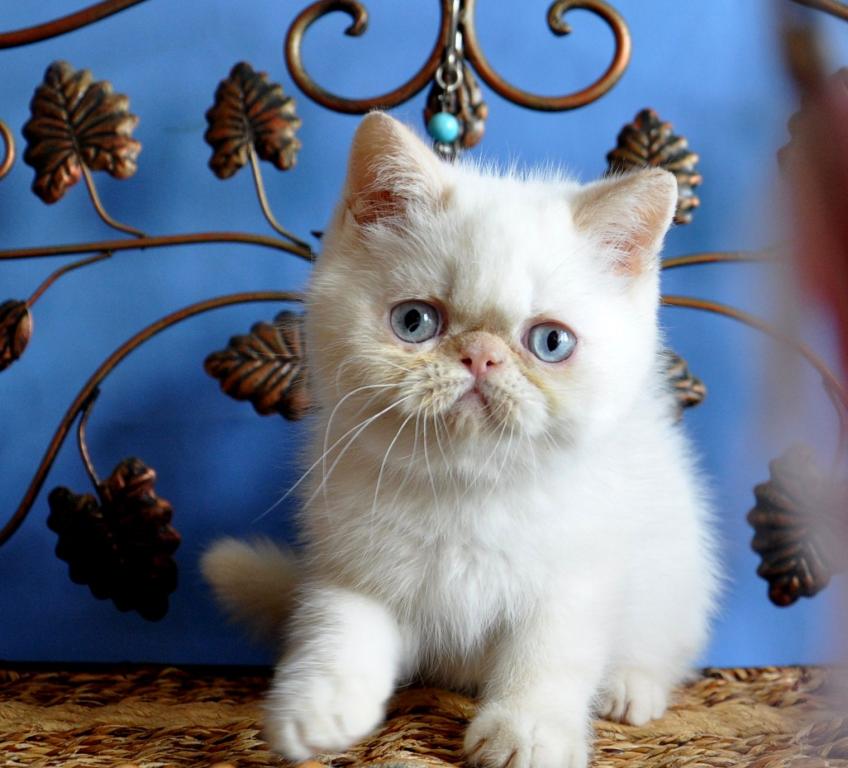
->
[[1, 1, 847, 620], [284, 0, 632, 127], [462, 0, 630, 111], [285, 0, 455, 114]]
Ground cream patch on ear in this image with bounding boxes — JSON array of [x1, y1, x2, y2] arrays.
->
[[345, 111, 447, 227], [573, 169, 678, 276]]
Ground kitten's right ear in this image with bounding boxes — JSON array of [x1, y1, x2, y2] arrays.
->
[[345, 112, 446, 227], [572, 168, 677, 277]]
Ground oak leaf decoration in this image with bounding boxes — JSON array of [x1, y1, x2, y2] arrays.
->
[[747, 444, 846, 607], [47, 458, 180, 621], [23, 61, 141, 204], [205, 310, 310, 420], [0, 300, 32, 372], [205, 62, 301, 179], [607, 108, 701, 225]]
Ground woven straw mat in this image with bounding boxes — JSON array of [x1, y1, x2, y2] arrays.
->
[[1, 665, 845, 767]]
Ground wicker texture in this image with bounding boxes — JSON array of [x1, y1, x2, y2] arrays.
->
[[1, 665, 844, 767]]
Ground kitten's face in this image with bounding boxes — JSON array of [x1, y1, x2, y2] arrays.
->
[[306, 114, 676, 482]]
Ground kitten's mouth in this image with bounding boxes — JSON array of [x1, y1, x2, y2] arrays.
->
[[457, 386, 488, 408]]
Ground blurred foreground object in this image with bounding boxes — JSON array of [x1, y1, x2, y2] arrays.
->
[[748, 445, 847, 606], [780, 21, 848, 373], [745, 12, 848, 606]]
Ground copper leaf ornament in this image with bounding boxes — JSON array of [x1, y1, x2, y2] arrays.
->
[[22, 61, 141, 204], [205, 311, 310, 420], [205, 62, 301, 179], [0, 300, 32, 372], [607, 108, 701, 225], [47, 458, 180, 621], [747, 444, 846, 607], [661, 349, 706, 420]]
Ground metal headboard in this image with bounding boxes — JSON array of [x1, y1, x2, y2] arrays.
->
[[1, 0, 845, 619]]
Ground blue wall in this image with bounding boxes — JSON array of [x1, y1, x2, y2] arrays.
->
[[0, 0, 844, 665]]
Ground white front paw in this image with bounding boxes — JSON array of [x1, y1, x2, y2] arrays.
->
[[465, 701, 589, 768], [598, 668, 669, 726], [264, 663, 389, 760]]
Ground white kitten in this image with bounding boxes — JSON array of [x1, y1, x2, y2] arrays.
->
[[203, 112, 719, 768]]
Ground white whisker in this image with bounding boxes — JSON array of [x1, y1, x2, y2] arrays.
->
[[390, 406, 423, 508], [322, 383, 397, 502], [422, 407, 440, 513], [253, 393, 409, 523], [371, 409, 416, 524], [468, 400, 510, 492], [485, 421, 516, 503], [432, 406, 460, 501], [303, 394, 414, 511]]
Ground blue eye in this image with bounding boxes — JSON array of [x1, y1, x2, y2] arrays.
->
[[527, 322, 576, 363], [390, 301, 441, 343]]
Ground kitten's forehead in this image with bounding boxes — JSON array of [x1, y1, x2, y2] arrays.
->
[[385, 174, 591, 328], [446, 206, 538, 325]]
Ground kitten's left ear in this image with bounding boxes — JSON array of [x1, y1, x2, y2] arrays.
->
[[572, 169, 677, 276], [345, 112, 447, 228]]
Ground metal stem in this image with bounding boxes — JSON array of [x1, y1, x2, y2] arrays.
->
[[0, 0, 149, 49], [661, 251, 765, 270], [77, 390, 102, 489], [81, 165, 145, 238], [0, 231, 314, 262], [662, 294, 848, 456], [248, 148, 312, 252], [0, 119, 14, 180], [27, 251, 113, 307], [789, 0, 848, 21], [0, 290, 303, 548]]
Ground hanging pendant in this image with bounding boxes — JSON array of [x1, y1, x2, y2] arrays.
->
[[427, 111, 461, 143]]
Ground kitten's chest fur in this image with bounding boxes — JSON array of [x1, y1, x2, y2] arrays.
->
[[306, 474, 551, 654], [301, 402, 679, 667]]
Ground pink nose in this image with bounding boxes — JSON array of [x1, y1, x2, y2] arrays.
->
[[460, 338, 503, 379]]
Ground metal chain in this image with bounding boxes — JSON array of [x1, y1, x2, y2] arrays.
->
[[435, 0, 464, 95], [431, 0, 464, 160]]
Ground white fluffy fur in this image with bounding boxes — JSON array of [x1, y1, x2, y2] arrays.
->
[[202, 113, 719, 768]]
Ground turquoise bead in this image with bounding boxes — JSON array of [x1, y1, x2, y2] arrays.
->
[[427, 112, 460, 143]]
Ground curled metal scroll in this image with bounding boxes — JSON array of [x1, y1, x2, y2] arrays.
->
[[285, 0, 454, 114], [284, 0, 631, 115], [463, 0, 631, 111], [0, 120, 15, 180]]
